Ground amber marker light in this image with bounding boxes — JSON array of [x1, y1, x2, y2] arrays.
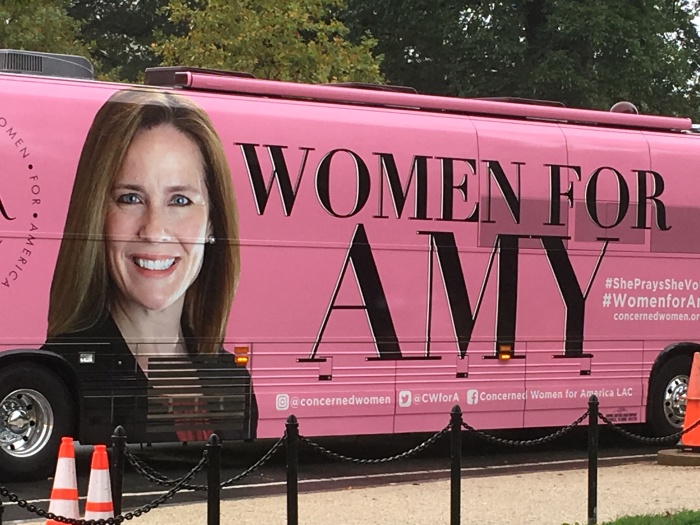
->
[[497, 344, 513, 361], [233, 346, 249, 366]]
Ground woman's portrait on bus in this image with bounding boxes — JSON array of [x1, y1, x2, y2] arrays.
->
[[42, 88, 258, 444]]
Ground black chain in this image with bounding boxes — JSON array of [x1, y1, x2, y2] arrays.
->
[[125, 448, 193, 488], [0, 454, 207, 525], [125, 434, 286, 491], [219, 434, 285, 488], [597, 413, 700, 445], [300, 424, 451, 464], [461, 410, 590, 447]]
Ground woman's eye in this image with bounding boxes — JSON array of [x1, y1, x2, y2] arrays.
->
[[116, 193, 142, 205], [171, 195, 192, 206]]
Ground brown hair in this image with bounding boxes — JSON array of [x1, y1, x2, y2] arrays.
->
[[48, 88, 240, 354]]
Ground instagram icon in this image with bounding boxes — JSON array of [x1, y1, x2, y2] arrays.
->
[[276, 393, 290, 411]]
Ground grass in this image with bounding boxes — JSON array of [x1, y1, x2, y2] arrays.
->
[[604, 512, 700, 524], [565, 511, 700, 524]]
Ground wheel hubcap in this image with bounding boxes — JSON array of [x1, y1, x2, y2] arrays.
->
[[663, 375, 688, 428], [0, 389, 54, 457], [7, 409, 31, 433]]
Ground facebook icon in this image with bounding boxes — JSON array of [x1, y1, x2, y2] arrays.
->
[[466, 389, 479, 405]]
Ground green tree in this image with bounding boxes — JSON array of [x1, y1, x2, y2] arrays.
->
[[0, 0, 93, 60], [67, 0, 173, 82], [343, 0, 700, 118], [155, 0, 384, 83], [343, 0, 464, 95]]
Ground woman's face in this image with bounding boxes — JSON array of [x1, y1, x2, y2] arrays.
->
[[105, 124, 211, 313]]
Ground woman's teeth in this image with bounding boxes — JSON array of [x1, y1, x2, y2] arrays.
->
[[133, 258, 176, 270]]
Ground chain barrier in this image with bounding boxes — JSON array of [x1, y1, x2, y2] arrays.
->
[[0, 453, 207, 525], [461, 410, 590, 447], [4, 407, 699, 524], [300, 424, 451, 464], [125, 434, 286, 491], [598, 413, 700, 445]]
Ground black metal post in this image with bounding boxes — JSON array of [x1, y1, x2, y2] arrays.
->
[[588, 395, 599, 525], [0, 494, 4, 525], [207, 433, 221, 525], [450, 405, 463, 525], [111, 425, 127, 516], [286, 415, 299, 525]]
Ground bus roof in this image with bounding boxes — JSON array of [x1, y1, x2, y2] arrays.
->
[[145, 66, 693, 133]]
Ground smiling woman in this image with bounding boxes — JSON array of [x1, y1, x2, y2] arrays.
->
[[105, 124, 213, 369], [40, 88, 258, 444]]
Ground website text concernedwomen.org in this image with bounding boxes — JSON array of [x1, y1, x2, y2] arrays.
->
[[613, 311, 700, 321]]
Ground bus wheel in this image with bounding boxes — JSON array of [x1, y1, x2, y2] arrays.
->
[[648, 355, 692, 437], [0, 363, 75, 480]]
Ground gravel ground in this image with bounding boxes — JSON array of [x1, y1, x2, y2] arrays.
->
[[9, 460, 700, 525]]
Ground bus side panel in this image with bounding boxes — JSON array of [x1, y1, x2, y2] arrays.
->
[[523, 125, 653, 427]]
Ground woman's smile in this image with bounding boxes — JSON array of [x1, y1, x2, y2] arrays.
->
[[132, 255, 179, 274]]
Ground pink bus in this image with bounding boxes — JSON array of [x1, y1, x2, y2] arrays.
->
[[0, 49, 696, 480]]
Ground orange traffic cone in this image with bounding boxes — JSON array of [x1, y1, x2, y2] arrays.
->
[[46, 437, 79, 525], [84, 445, 114, 520], [681, 352, 700, 450]]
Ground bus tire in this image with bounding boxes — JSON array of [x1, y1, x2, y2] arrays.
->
[[0, 363, 75, 480], [648, 355, 692, 437]]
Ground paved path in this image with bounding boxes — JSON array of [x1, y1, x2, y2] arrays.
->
[[8, 459, 700, 525]]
